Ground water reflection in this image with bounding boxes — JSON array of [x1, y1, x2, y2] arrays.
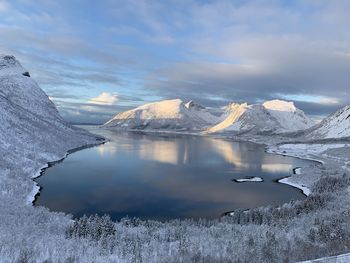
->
[[35, 128, 309, 221], [261, 163, 293, 173], [139, 140, 183, 165]]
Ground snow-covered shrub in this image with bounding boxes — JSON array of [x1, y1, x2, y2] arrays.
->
[[312, 173, 350, 194], [16, 248, 35, 263], [228, 193, 331, 225], [306, 210, 350, 257], [66, 214, 116, 241]]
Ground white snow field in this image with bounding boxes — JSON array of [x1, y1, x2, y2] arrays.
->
[[278, 177, 311, 196], [2, 54, 350, 262], [103, 98, 219, 130]]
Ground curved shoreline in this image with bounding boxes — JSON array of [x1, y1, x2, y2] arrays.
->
[[265, 148, 325, 164], [30, 127, 345, 219], [264, 147, 326, 197], [30, 140, 106, 205], [33, 128, 314, 216], [277, 176, 311, 196], [26, 128, 350, 262]]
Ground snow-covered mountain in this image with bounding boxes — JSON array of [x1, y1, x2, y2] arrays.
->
[[103, 99, 219, 130], [207, 100, 313, 134], [262, 100, 314, 131], [0, 54, 100, 204], [304, 105, 350, 139]]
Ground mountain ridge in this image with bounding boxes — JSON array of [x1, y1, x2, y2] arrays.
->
[[303, 105, 350, 139], [103, 98, 220, 130], [0, 54, 101, 204], [104, 98, 315, 135]]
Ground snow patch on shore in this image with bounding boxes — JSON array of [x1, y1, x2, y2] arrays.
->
[[26, 152, 72, 204], [267, 143, 350, 197], [26, 182, 40, 205], [278, 177, 310, 196], [294, 167, 302, 175], [266, 143, 348, 164], [234, 177, 263, 183]]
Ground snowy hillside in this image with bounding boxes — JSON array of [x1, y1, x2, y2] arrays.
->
[[262, 100, 314, 131], [103, 98, 219, 130], [207, 99, 313, 134], [0, 54, 101, 204], [305, 105, 350, 139]]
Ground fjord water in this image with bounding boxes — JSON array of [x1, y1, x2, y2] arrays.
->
[[35, 128, 309, 221]]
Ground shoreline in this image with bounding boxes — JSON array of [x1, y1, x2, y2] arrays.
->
[[31, 126, 348, 220], [277, 176, 311, 196], [30, 140, 106, 206], [41, 126, 324, 213], [265, 147, 325, 164], [264, 146, 324, 197]]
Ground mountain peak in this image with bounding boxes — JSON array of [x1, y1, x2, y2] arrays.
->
[[185, 100, 205, 110], [263, 99, 296, 112], [225, 102, 248, 112], [0, 55, 21, 70], [207, 99, 312, 134], [103, 98, 219, 130], [0, 54, 27, 77]]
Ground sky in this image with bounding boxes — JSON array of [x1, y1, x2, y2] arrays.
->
[[0, 0, 349, 124]]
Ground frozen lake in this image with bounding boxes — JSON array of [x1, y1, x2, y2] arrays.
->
[[35, 127, 309, 221]]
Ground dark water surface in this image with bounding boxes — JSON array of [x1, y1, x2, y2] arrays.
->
[[35, 127, 309, 221]]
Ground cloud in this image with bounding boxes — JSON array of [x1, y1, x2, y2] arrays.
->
[[145, 34, 350, 111], [278, 94, 340, 106], [88, 92, 119, 106], [51, 98, 129, 124], [2, 0, 350, 122], [0, 1, 8, 12], [135, 0, 350, 114]]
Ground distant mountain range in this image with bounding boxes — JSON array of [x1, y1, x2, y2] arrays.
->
[[103, 99, 315, 135], [103, 98, 350, 139]]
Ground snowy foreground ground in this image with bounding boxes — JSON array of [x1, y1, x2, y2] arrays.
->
[[2, 55, 350, 262], [3, 128, 350, 263]]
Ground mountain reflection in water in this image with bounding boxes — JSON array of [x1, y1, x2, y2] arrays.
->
[[35, 128, 309, 221]]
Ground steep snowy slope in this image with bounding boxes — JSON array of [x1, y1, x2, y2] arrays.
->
[[184, 100, 219, 124], [207, 100, 313, 134], [305, 105, 350, 139], [103, 99, 219, 130], [0, 54, 101, 204], [263, 100, 314, 131], [206, 103, 249, 133]]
